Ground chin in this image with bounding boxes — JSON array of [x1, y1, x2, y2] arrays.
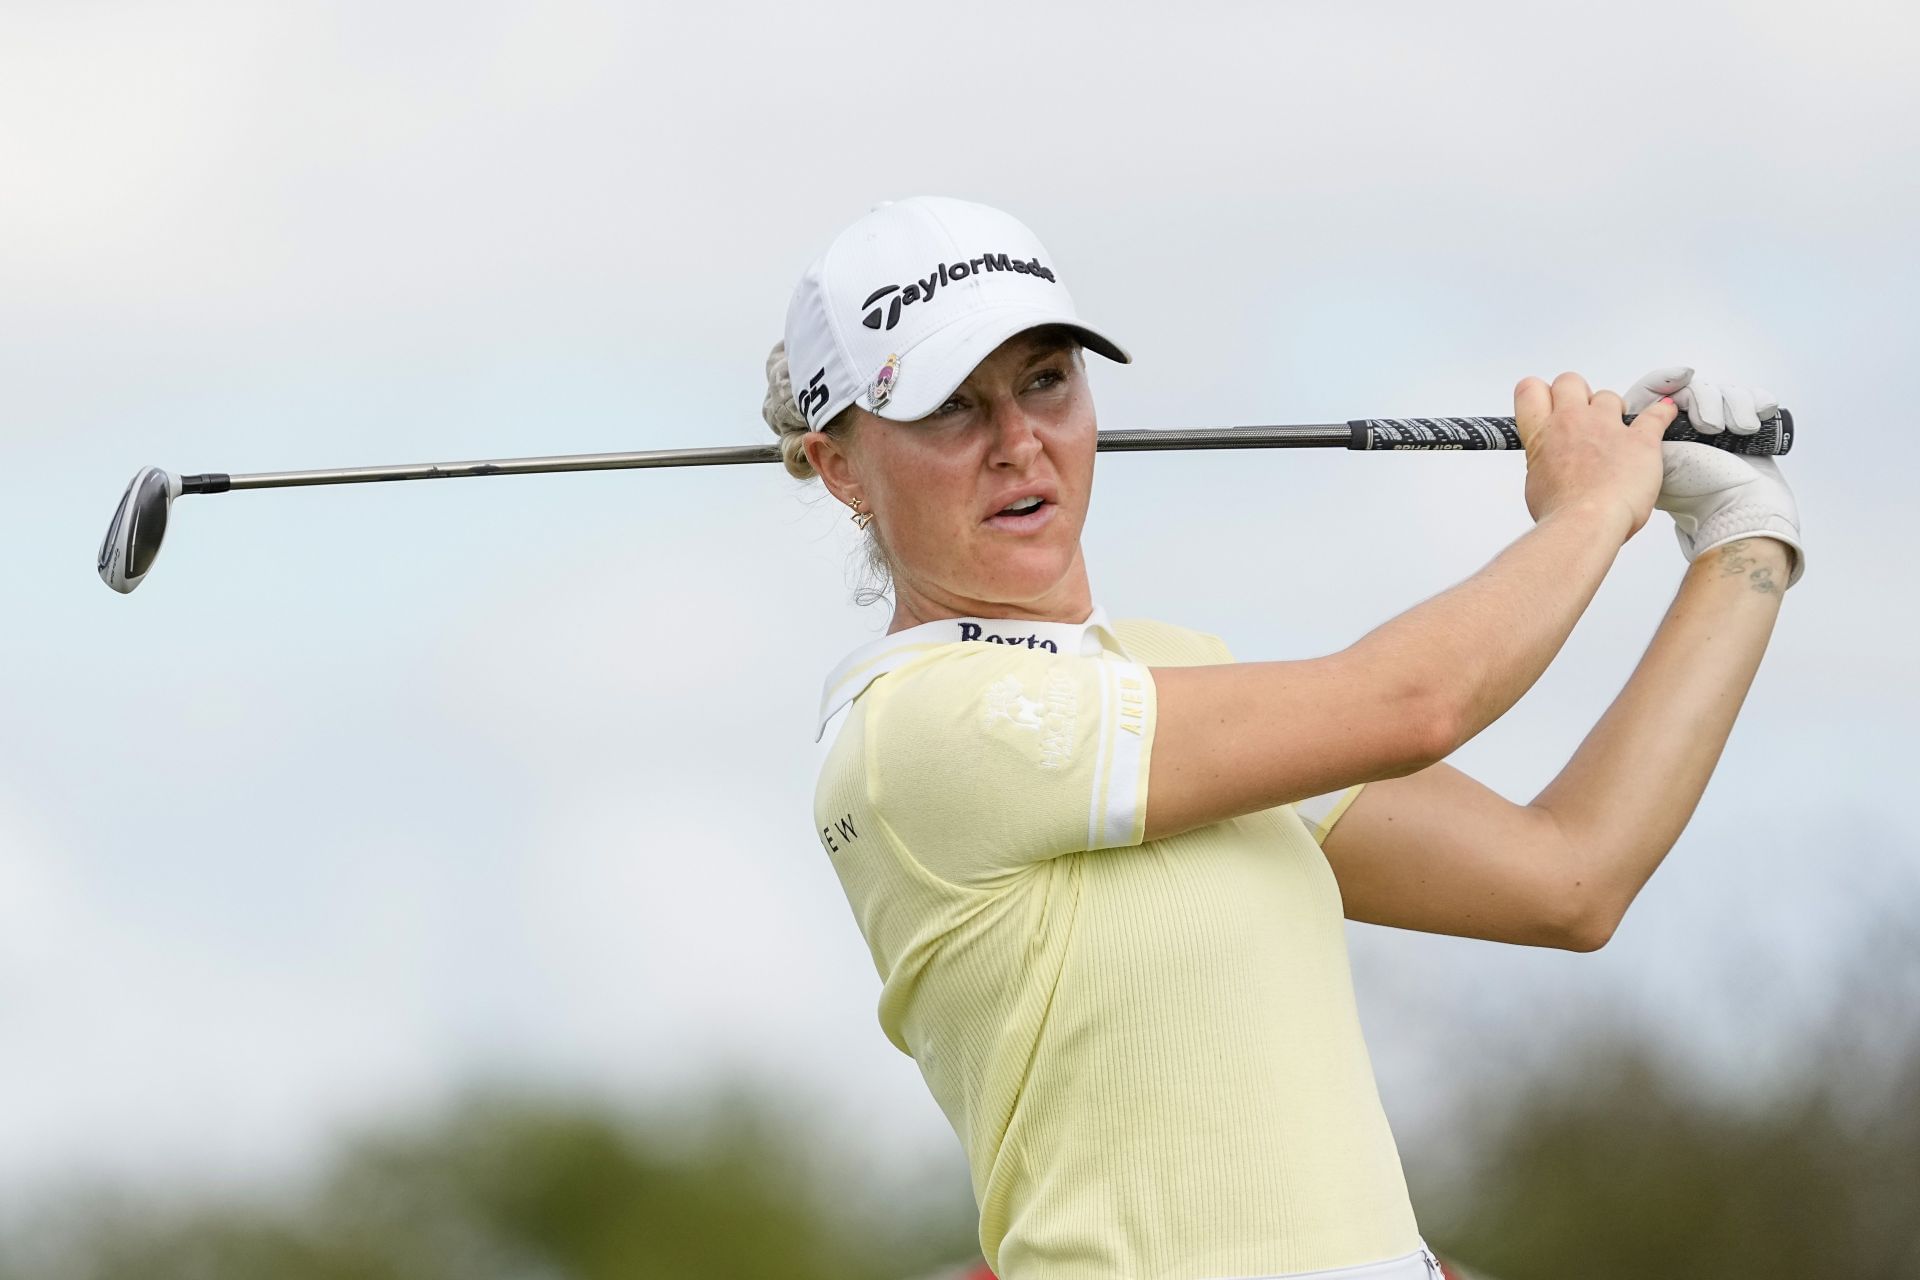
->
[[971, 549, 1078, 609]]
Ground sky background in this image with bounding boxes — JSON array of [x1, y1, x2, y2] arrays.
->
[[2, 0, 1916, 1211]]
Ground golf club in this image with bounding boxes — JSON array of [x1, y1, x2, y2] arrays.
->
[[97, 409, 1793, 594]]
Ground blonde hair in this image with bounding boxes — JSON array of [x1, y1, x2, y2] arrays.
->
[[761, 340, 894, 606]]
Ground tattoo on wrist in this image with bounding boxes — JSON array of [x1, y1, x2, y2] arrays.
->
[[1712, 539, 1781, 595]]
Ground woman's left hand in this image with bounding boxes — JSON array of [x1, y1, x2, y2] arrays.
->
[[1623, 364, 1805, 589], [1623, 364, 1777, 435]]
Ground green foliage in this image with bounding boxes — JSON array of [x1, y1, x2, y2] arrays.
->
[[318, 1090, 848, 1279], [0, 1087, 976, 1280], [1427, 1045, 1918, 1280], [1425, 913, 1920, 1280]]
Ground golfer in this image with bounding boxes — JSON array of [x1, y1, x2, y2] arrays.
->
[[764, 197, 1804, 1280]]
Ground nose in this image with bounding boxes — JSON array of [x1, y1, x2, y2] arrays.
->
[[987, 402, 1044, 470]]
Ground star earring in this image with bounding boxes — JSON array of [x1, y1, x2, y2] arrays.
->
[[848, 496, 874, 531]]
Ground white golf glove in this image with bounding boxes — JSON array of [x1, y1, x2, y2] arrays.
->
[[1623, 366, 1805, 590]]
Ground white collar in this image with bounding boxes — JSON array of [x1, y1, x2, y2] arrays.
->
[[815, 605, 1130, 741]]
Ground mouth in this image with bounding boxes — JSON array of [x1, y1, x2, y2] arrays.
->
[[984, 494, 1055, 533]]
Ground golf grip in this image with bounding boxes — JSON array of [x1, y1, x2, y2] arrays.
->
[[1350, 409, 1791, 454]]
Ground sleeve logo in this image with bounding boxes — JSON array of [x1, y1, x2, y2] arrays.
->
[[981, 669, 1079, 769]]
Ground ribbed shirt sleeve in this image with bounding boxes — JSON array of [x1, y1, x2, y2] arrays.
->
[[863, 647, 1156, 886]]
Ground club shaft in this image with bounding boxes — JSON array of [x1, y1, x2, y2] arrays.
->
[[186, 427, 1346, 493], [178, 410, 1788, 495], [203, 443, 789, 491]]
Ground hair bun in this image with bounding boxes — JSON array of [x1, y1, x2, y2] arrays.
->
[[760, 340, 815, 480]]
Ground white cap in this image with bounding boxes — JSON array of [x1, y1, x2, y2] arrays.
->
[[782, 196, 1130, 428]]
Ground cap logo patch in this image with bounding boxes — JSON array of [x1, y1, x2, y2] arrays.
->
[[858, 253, 1057, 332], [795, 367, 830, 423], [868, 355, 900, 410]]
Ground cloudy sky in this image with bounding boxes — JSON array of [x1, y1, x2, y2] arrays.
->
[[3, 0, 1915, 1205]]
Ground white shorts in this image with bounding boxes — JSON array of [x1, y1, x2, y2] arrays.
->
[[1208, 1242, 1443, 1280]]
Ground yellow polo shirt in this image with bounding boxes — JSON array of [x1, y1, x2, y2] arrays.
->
[[813, 608, 1420, 1280]]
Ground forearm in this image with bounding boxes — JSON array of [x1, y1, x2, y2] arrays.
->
[[1532, 537, 1789, 926], [1355, 501, 1631, 751]]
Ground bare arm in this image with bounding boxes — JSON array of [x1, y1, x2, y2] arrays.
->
[[1144, 501, 1631, 841], [1532, 536, 1789, 943], [1143, 372, 1670, 844], [1321, 536, 1789, 949]]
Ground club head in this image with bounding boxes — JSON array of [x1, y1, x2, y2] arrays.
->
[[98, 467, 181, 594]]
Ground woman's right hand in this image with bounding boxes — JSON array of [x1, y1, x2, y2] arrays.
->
[[1514, 371, 1678, 539]]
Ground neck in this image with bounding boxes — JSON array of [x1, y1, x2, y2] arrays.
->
[[887, 573, 1095, 635]]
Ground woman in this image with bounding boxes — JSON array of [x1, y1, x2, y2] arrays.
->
[[762, 197, 1804, 1280]]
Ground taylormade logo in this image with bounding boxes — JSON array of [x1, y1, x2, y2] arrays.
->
[[861, 253, 1058, 331]]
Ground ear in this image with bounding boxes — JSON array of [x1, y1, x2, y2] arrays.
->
[[802, 428, 858, 503]]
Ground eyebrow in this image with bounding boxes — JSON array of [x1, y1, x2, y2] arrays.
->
[[1017, 336, 1077, 365]]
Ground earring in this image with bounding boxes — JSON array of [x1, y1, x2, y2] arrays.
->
[[849, 496, 874, 531]]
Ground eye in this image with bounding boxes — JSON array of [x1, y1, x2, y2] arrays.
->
[[1028, 365, 1069, 391]]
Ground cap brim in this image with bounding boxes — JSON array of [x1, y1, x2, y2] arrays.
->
[[862, 304, 1130, 422]]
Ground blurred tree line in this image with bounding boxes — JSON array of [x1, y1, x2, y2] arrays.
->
[[1418, 908, 1920, 1280], [6, 918, 1914, 1280], [0, 1087, 979, 1280]]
